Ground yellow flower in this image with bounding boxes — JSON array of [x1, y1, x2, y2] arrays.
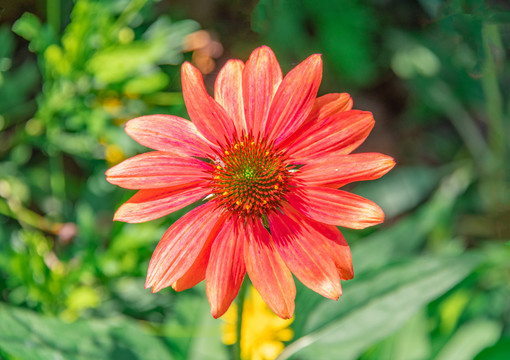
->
[[105, 144, 125, 166], [222, 286, 294, 360]]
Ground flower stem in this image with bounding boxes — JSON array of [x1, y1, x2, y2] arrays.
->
[[481, 23, 505, 161], [47, 0, 61, 34], [232, 278, 248, 360], [480, 23, 508, 210]]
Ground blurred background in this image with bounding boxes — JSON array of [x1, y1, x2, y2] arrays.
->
[[0, 0, 509, 359]]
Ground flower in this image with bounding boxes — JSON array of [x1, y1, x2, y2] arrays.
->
[[222, 286, 294, 360], [106, 46, 395, 319]]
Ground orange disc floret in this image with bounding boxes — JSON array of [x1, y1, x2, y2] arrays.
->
[[209, 134, 292, 218]]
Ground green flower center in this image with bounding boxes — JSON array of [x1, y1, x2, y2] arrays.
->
[[210, 135, 292, 218]]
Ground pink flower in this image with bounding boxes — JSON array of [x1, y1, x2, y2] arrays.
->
[[106, 46, 395, 319]]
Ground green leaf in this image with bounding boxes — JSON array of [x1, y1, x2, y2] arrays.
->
[[0, 304, 174, 360], [435, 319, 501, 360], [123, 71, 169, 95], [354, 166, 442, 219], [360, 311, 431, 360], [0, 26, 14, 60], [353, 164, 473, 275], [165, 284, 227, 360], [278, 253, 482, 360], [475, 338, 510, 360], [12, 13, 42, 42]]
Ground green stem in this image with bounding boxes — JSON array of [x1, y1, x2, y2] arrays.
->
[[481, 23, 505, 160], [47, 0, 61, 34], [232, 279, 248, 360], [480, 23, 508, 209], [0, 197, 63, 234]]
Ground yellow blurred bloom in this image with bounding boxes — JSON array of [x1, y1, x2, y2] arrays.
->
[[100, 96, 123, 115], [105, 144, 125, 165], [222, 286, 294, 360]]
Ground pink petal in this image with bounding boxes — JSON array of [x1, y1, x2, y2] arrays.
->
[[214, 60, 247, 136], [171, 234, 213, 292], [296, 153, 396, 188], [125, 115, 216, 158], [286, 186, 385, 229], [244, 219, 296, 319], [297, 214, 354, 281], [304, 93, 353, 127], [206, 216, 246, 318], [265, 54, 322, 145], [269, 207, 342, 300], [182, 62, 235, 146], [145, 201, 225, 292], [286, 110, 375, 163], [242, 46, 282, 137], [114, 183, 211, 223], [277, 93, 352, 150], [105, 152, 209, 189]]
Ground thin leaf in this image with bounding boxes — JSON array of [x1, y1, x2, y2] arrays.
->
[[277, 253, 482, 360], [0, 304, 173, 360]]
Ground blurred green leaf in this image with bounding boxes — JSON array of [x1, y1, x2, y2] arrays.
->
[[164, 285, 227, 360], [123, 71, 169, 95], [12, 12, 55, 53], [354, 165, 442, 219], [0, 27, 14, 60], [252, 0, 377, 85], [354, 164, 474, 274], [279, 253, 482, 360], [360, 311, 431, 360], [435, 319, 501, 360], [475, 338, 510, 360], [12, 13, 43, 42], [0, 303, 174, 360], [304, 0, 376, 85]]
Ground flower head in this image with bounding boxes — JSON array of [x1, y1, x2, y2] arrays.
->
[[106, 46, 395, 319], [222, 286, 294, 360]]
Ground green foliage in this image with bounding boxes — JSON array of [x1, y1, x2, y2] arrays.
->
[[252, 0, 377, 85], [0, 303, 174, 360], [1, 0, 509, 359], [280, 253, 482, 359]]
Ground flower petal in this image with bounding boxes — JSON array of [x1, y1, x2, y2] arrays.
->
[[244, 219, 296, 319], [286, 110, 375, 163], [214, 59, 247, 135], [265, 54, 322, 145], [145, 201, 225, 292], [269, 207, 341, 300], [242, 46, 282, 137], [206, 216, 246, 318], [182, 62, 235, 146], [105, 152, 209, 189], [277, 93, 352, 150], [297, 215, 354, 281], [125, 115, 216, 157], [304, 93, 353, 126], [286, 186, 385, 229], [171, 233, 214, 291], [114, 183, 210, 223], [296, 153, 396, 188]]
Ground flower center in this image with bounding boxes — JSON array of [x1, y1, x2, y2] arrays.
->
[[210, 135, 291, 218]]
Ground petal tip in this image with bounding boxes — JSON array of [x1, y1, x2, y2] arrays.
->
[[181, 61, 197, 77], [210, 305, 228, 319], [277, 304, 295, 320], [386, 157, 397, 170], [256, 44, 273, 53], [112, 209, 128, 223]]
